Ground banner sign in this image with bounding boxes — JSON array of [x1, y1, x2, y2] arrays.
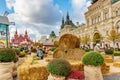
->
[[0, 24, 9, 48]]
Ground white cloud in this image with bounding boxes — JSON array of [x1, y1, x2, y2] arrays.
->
[[71, 0, 91, 24], [6, 0, 15, 9], [6, 0, 61, 41], [9, 25, 16, 39], [71, 0, 86, 10]]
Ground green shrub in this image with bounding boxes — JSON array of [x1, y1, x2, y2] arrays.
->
[[114, 51, 120, 56], [50, 47, 56, 51], [25, 49, 29, 53], [84, 47, 90, 52], [0, 48, 16, 62], [105, 48, 114, 55], [82, 51, 104, 66], [13, 48, 20, 55], [47, 58, 71, 76]]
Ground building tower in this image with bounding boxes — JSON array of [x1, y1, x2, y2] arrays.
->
[[61, 17, 64, 29], [24, 30, 28, 38], [14, 28, 18, 39], [66, 11, 70, 25]]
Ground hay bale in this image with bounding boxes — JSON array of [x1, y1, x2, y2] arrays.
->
[[105, 58, 113, 63], [113, 62, 120, 68], [101, 64, 110, 74], [53, 48, 85, 61], [17, 62, 49, 80], [54, 41, 59, 47], [69, 60, 84, 71], [59, 34, 80, 49], [53, 48, 64, 58]]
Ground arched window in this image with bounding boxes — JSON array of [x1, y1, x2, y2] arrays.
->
[[93, 33, 101, 43], [116, 21, 120, 34], [116, 11, 118, 16]]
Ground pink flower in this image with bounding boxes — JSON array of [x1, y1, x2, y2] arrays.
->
[[66, 71, 85, 79]]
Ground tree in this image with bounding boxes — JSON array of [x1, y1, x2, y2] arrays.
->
[[50, 31, 56, 38], [93, 33, 101, 44], [108, 27, 119, 45], [107, 27, 119, 61], [81, 35, 90, 45]]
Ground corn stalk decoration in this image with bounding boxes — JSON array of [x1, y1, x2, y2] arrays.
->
[[107, 27, 119, 44]]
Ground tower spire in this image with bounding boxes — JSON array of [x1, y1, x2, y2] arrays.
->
[[61, 16, 64, 29], [24, 29, 28, 38], [66, 11, 70, 21], [25, 29, 27, 35], [15, 27, 18, 34], [62, 16, 64, 24], [66, 11, 70, 25]]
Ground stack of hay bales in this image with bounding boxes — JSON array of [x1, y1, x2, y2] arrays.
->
[[54, 41, 59, 47], [101, 64, 110, 74], [102, 54, 113, 63], [17, 57, 49, 80], [59, 34, 80, 49], [53, 34, 85, 71], [113, 62, 120, 67], [53, 34, 85, 61]]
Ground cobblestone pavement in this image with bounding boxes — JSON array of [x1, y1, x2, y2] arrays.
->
[[14, 75, 120, 80], [103, 74, 120, 80]]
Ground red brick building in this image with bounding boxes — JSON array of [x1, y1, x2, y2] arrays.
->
[[11, 29, 33, 47]]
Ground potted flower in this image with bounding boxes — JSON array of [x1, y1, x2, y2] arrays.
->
[[31, 48, 37, 57], [0, 48, 16, 80], [47, 58, 71, 80], [82, 51, 104, 80], [104, 47, 114, 62], [66, 71, 85, 80], [114, 51, 120, 62], [84, 47, 90, 52], [13, 48, 20, 55], [13, 48, 20, 62]]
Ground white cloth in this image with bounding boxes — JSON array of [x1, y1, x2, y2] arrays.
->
[[94, 46, 101, 52]]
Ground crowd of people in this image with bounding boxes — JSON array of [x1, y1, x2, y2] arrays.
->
[[81, 43, 120, 53], [19, 45, 51, 59]]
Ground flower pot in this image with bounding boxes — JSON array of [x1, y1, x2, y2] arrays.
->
[[18, 57, 25, 65], [67, 78, 84, 80], [48, 74, 65, 80], [84, 65, 103, 80], [0, 62, 14, 80], [67, 78, 79, 80], [114, 56, 120, 62]]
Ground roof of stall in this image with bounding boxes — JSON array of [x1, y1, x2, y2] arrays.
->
[[0, 16, 9, 25]]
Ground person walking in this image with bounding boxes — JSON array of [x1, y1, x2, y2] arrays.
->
[[94, 44, 102, 53], [37, 47, 44, 59]]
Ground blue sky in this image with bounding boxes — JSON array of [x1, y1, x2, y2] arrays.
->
[[53, 0, 73, 16], [0, 0, 91, 41], [0, 0, 14, 15]]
